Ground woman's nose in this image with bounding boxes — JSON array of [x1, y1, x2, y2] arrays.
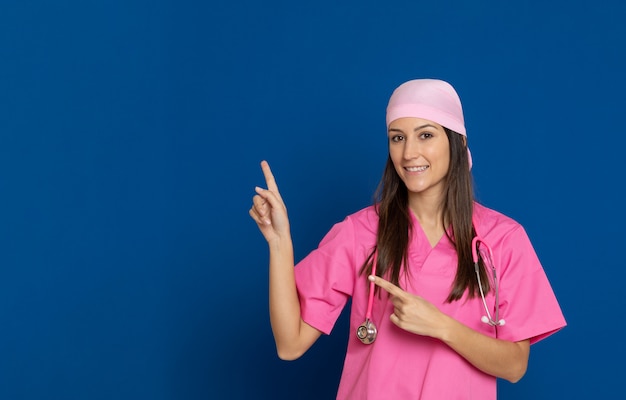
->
[[403, 138, 421, 159]]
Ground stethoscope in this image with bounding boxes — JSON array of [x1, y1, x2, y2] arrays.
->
[[356, 237, 505, 345], [471, 236, 505, 328], [356, 252, 378, 344]]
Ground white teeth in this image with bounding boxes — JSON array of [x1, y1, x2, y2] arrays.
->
[[406, 166, 428, 172]]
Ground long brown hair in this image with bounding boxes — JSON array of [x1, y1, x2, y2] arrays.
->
[[359, 128, 489, 301]]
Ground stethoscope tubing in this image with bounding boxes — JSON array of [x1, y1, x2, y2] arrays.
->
[[365, 252, 377, 320], [472, 236, 504, 327], [358, 234, 504, 344]]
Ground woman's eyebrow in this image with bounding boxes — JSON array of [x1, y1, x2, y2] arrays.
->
[[388, 124, 438, 133], [413, 124, 438, 131]]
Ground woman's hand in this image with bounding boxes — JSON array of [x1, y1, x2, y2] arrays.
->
[[249, 161, 321, 359], [369, 275, 529, 382], [249, 160, 291, 243], [369, 275, 448, 339]]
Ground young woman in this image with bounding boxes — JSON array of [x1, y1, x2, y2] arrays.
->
[[249, 79, 566, 399]]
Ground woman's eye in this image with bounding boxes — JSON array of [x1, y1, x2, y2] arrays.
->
[[420, 132, 433, 139], [390, 135, 404, 142]]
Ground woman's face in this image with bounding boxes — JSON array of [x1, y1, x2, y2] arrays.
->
[[387, 117, 450, 199]]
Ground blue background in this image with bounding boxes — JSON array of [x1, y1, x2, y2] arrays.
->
[[1, 0, 624, 399]]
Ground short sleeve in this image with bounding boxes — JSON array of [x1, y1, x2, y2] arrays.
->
[[496, 226, 566, 344], [294, 217, 358, 335]]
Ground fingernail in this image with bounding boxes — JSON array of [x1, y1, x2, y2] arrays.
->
[[368, 275, 375, 282]]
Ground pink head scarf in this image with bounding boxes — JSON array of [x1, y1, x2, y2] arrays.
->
[[386, 79, 472, 168]]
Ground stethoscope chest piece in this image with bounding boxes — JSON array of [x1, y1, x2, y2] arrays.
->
[[356, 319, 377, 344]]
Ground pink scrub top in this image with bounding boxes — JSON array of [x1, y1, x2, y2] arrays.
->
[[294, 202, 566, 400]]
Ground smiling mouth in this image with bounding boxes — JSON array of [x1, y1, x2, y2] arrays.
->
[[405, 166, 428, 172]]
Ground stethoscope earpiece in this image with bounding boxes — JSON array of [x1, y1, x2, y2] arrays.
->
[[481, 315, 505, 326]]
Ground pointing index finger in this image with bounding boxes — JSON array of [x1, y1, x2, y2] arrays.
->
[[260, 160, 279, 192], [369, 275, 403, 297]]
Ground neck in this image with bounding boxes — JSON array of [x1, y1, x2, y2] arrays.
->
[[409, 206, 446, 248], [408, 193, 445, 227]]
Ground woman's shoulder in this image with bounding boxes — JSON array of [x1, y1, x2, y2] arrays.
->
[[473, 202, 524, 237], [347, 204, 378, 218], [317, 205, 378, 247], [345, 204, 379, 231]]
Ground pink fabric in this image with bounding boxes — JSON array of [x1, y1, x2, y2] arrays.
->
[[386, 79, 465, 135], [294, 203, 566, 400]]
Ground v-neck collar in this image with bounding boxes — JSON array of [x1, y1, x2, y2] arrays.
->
[[409, 209, 446, 249]]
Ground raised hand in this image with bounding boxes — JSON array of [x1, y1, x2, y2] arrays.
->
[[249, 160, 291, 243]]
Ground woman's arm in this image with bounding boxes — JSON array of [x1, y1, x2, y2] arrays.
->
[[439, 318, 529, 382], [370, 275, 529, 382], [249, 161, 322, 360]]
